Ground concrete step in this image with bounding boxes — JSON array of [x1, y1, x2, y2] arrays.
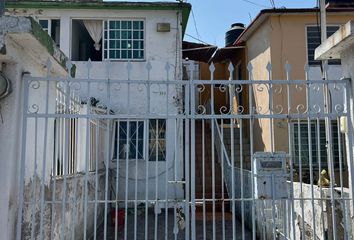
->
[[195, 201, 230, 212]]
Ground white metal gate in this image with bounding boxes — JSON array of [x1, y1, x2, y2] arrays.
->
[[16, 60, 354, 240]]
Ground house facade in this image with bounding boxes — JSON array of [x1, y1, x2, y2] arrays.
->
[[4, 1, 191, 239], [6, 0, 191, 200]]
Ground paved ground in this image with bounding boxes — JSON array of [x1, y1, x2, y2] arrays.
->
[[95, 209, 252, 240]]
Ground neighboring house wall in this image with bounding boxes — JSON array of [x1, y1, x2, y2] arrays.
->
[[245, 19, 272, 152], [268, 14, 353, 154], [245, 13, 354, 154]]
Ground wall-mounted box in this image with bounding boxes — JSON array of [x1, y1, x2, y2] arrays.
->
[[253, 152, 288, 199], [157, 23, 171, 32]]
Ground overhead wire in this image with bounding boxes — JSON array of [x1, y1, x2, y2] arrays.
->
[[185, 33, 213, 46], [191, 8, 200, 41], [241, 0, 271, 8]]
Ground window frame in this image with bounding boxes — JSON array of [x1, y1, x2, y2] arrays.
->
[[113, 120, 146, 161], [53, 117, 78, 177], [148, 119, 167, 162], [112, 119, 167, 161], [103, 19, 146, 61], [38, 19, 51, 33], [305, 24, 341, 66]]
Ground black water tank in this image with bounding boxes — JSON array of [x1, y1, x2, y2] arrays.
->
[[225, 23, 245, 47]]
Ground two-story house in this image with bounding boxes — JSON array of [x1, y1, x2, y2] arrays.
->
[[5, 0, 191, 239]]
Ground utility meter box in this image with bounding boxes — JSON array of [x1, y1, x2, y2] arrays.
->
[[253, 152, 288, 199]]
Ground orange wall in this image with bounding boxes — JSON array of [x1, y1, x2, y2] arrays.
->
[[246, 12, 354, 152]]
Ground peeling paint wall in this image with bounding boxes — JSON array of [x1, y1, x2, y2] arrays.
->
[[21, 173, 106, 240], [0, 34, 67, 239]]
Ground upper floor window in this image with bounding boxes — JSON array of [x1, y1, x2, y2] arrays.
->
[[306, 25, 340, 65], [39, 19, 60, 47], [103, 20, 145, 60]]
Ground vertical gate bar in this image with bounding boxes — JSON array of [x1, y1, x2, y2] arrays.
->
[[125, 61, 132, 240], [16, 74, 30, 240], [30, 116, 38, 240], [39, 77, 50, 239], [145, 63, 151, 240], [297, 118, 305, 240], [323, 69, 337, 240], [337, 116, 349, 240], [60, 81, 70, 240], [103, 118, 111, 240], [165, 122, 169, 240], [185, 78, 190, 240], [71, 116, 79, 240], [247, 62, 256, 240], [271, 174, 276, 240], [50, 87, 59, 240], [220, 119, 225, 240], [316, 118, 325, 239], [210, 63, 217, 240], [173, 119, 178, 240], [114, 120, 119, 240], [134, 121, 139, 240], [190, 73, 196, 240], [165, 65, 170, 240], [69, 115, 74, 240], [267, 63, 274, 153], [104, 121, 110, 238], [125, 64, 131, 240], [84, 80, 92, 240], [94, 120, 100, 240], [286, 64, 294, 240], [344, 79, 354, 227], [268, 63, 276, 240], [190, 106, 196, 240], [240, 119, 245, 240], [306, 73, 316, 239], [230, 104, 236, 239], [84, 82, 91, 240], [144, 119, 149, 240], [124, 121, 130, 240], [154, 120, 159, 240], [202, 119, 206, 240]]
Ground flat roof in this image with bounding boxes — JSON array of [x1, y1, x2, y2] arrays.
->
[[315, 20, 354, 60], [235, 7, 354, 45], [5, 1, 191, 36]]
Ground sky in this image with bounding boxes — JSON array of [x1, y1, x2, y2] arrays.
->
[[184, 0, 318, 47], [107, 0, 319, 47]]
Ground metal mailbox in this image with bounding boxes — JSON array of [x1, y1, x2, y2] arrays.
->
[[253, 152, 288, 199]]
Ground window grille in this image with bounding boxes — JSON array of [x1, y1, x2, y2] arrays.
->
[[292, 120, 343, 168], [103, 20, 144, 60]]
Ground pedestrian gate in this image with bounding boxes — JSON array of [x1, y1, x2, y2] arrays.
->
[[16, 60, 354, 240]]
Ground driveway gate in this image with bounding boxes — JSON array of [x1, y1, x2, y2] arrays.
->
[[16, 60, 354, 240]]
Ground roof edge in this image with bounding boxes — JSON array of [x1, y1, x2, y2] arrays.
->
[[5, 1, 191, 37], [234, 7, 354, 45]]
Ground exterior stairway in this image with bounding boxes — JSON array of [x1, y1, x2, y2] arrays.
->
[[221, 123, 251, 170], [194, 120, 229, 212]]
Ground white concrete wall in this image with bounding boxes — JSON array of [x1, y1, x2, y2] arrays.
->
[[28, 8, 185, 202], [0, 37, 64, 240]]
